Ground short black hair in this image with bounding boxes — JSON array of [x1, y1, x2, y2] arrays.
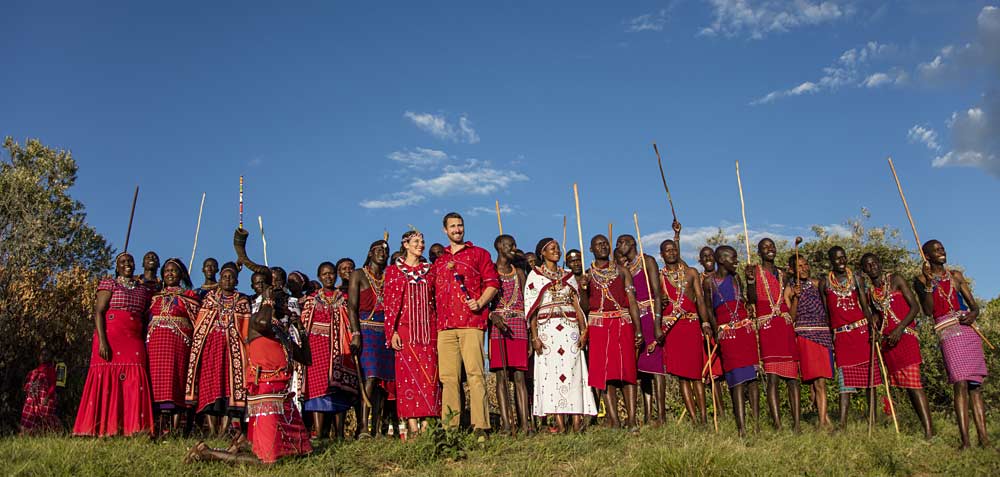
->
[[317, 261, 336, 276], [494, 234, 514, 250], [714, 245, 736, 261], [827, 245, 846, 260], [442, 212, 464, 228], [270, 266, 287, 283]]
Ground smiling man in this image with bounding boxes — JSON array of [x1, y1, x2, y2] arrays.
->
[[430, 212, 499, 436]]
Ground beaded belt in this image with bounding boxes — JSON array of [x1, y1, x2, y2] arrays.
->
[[637, 299, 655, 315], [310, 321, 332, 337], [795, 325, 830, 332], [538, 304, 577, 321], [716, 318, 754, 340], [933, 313, 962, 335], [147, 315, 193, 345], [755, 312, 792, 327], [588, 310, 628, 327], [833, 318, 868, 334], [360, 313, 385, 330], [663, 312, 698, 326], [246, 391, 290, 417]]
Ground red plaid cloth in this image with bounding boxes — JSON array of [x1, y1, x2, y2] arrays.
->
[[888, 363, 922, 389], [147, 326, 191, 407], [763, 360, 799, 379], [20, 364, 60, 434], [98, 278, 152, 315], [839, 361, 883, 390], [195, 329, 229, 412]]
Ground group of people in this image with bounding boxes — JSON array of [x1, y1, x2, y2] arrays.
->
[[41, 211, 991, 465]]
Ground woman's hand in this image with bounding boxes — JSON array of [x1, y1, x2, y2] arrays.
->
[[532, 337, 545, 355], [98, 338, 112, 361], [390, 333, 403, 350]]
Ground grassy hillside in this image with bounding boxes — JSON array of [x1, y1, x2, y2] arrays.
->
[[5, 413, 1000, 476]]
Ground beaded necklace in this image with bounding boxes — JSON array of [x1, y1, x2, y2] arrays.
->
[[827, 268, 857, 312], [590, 262, 625, 311], [116, 275, 137, 290], [363, 265, 385, 305], [929, 266, 959, 314], [496, 271, 520, 312], [758, 265, 783, 314], [661, 265, 687, 317], [537, 264, 567, 297], [626, 255, 642, 275], [712, 274, 741, 324]]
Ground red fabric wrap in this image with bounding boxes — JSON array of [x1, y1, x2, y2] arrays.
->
[[664, 318, 709, 380], [715, 301, 759, 372], [246, 380, 312, 463], [825, 286, 872, 368], [73, 309, 153, 436], [754, 269, 799, 367], [879, 290, 922, 373], [797, 336, 833, 381], [587, 317, 637, 388]]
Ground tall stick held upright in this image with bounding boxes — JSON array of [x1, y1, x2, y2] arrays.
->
[[190, 192, 205, 269], [239, 176, 244, 230], [496, 200, 504, 235], [653, 142, 677, 222], [573, 184, 586, 271], [123, 186, 139, 253], [258, 215, 269, 267], [735, 161, 752, 264]]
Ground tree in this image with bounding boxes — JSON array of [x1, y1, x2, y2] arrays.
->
[[0, 137, 112, 432]]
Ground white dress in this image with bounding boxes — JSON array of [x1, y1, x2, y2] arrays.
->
[[524, 267, 597, 416]]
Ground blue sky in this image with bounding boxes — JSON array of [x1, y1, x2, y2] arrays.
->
[[4, 1, 999, 297]]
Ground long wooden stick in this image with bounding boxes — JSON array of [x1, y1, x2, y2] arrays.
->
[[258, 215, 268, 267], [496, 200, 504, 235], [875, 340, 900, 433], [653, 142, 678, 222], [562, 215, 567, 253], [189, 192, 205, 269], [123, 186, 139, 253], [633, 212, 654, 345], [705, 335, 719, 432], [608, 223, 613, 248], [887, 157, 994, 350], [735, 161, 752, 263], [574, 184, 586, 270]]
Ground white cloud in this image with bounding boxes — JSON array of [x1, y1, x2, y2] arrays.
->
[[907, 125, 941, 152], [751, 41, 897, 104], [403, 111, 480, 144], [412, 160, 528, 196], [700, 0, 853, 40], [626, 10, 668, 32], [359, 191, 425, 209], [466, 203, 515, 217], [360, 155, 529, 208], [932, 93, 1000, 178], [917, 6, 1000, 83], [387, 147, 448, 167], [862, 72, 891, 88]]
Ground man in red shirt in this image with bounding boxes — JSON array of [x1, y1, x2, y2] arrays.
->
[[431, 212, 499, 435]]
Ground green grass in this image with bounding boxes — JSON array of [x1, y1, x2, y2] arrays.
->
[[5, 413, 1000, 476]]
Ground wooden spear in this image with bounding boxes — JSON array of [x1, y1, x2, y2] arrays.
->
[[189, 192, 205, 270], [123, 186, 139, 253], [574, 184, 586, 270], [496, 200, 504, 235], [653, 142, 677, 222]]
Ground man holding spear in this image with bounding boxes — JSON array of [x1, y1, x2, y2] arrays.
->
[[915, 240, 988, 449]]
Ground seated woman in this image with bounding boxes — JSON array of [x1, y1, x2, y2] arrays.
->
[[186, 286, 312, 465]]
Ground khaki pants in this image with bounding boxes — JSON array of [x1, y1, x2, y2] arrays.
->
[[437, 328, 490, 429]]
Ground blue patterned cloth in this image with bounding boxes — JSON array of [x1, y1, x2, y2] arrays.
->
[[360, 312, 395, 381]]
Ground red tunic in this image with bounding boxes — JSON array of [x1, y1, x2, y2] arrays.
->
[[586, 263, 637, 389], [384, 260, 441, 419], [73, 278, 154, 436], [710, 275, 759, 373], [753, 267, 798, 378], [245, 336, 312, 463], [299, 289, 359, 406], [146, 287, 200, 410], [869, 279, 922, 377], [660, 268, 709, 380], [825, 272, 881, 388]]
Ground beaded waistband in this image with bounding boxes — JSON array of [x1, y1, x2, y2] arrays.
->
[[833, 318, 868, 334]]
